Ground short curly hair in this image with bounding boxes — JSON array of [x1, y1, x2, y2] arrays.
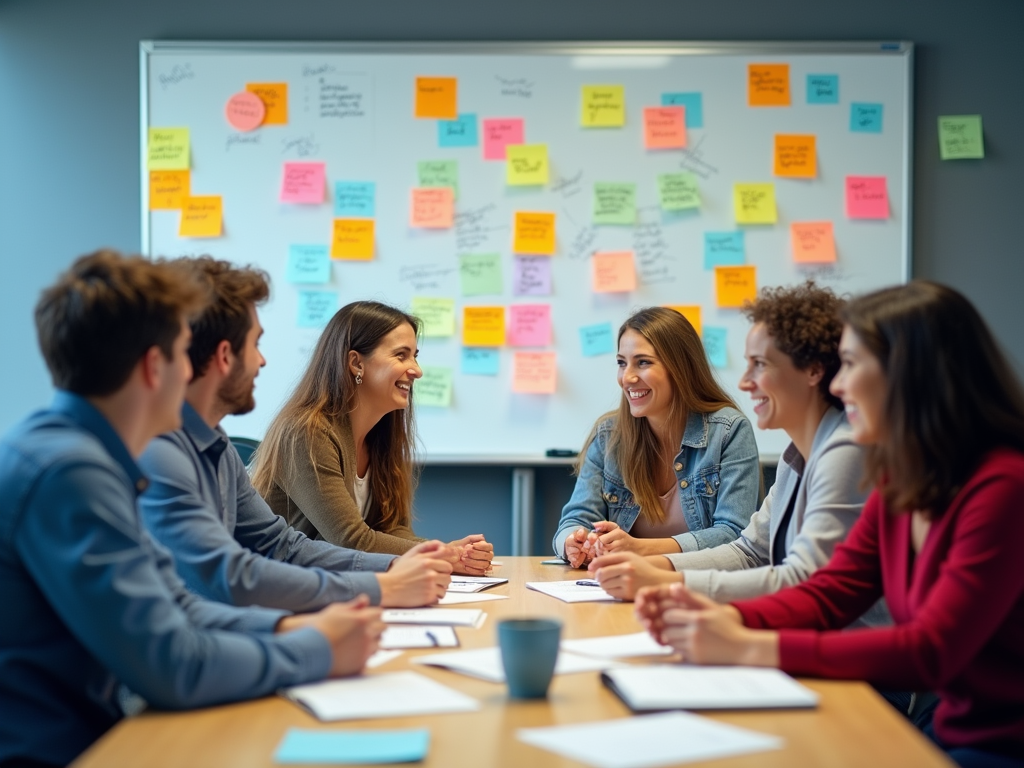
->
[[742, 281, 844, 410]]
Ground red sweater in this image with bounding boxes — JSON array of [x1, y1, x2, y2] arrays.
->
[[734, 448, 1024, 753]]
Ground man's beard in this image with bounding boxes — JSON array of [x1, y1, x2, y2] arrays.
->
[[219, 360, 256, 416]]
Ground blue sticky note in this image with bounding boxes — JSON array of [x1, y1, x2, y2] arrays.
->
[[703, 326, 728, 368], [703, 231, 745, 269], [461, 347, 500, 376], [274, 728, 430, 764], [850, 103, 884, 133], [286, 244, 330, 284], [438, 113, 479, 147], [334, 182, 375, 217], [660, 92, 703, 128], [579, 322, 615, 357], [297, 291, 338, 329], [806, 74, 839, 104]]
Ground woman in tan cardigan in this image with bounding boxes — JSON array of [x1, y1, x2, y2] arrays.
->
[[252, 301, 493, 573]]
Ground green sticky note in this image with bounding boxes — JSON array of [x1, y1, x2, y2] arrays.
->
[[938, 115, 984, 160], [147, 127, 190, 171], [410, 297, 455, 337], [418, 160, 459, 200], [416, 366, 454, 407], [658, 172, 700, 211], [593, 182, 636, 225], [459, 253, 503, 296]]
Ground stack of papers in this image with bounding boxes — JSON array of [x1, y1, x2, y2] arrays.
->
[[561, 632, 674, 659], [382, 608, 487, 628], [446, 576, 508, 593], [438, 592, 509, 606], [526, 580, 618, 603], [274, 728, 430, 764], [381, 625, 459, 649], [412, 646, 626, 683]]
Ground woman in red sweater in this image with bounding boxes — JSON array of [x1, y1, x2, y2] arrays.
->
[[636, 282, 1024, 767]]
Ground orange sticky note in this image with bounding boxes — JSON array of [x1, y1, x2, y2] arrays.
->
[[748, 64, 790, 107], [463, 306, 506, 346], [179, 196, 222, 238], [791, 222, 837, 263], [246, 83, 288, 125], [415, 77, 457, 119], [774, 134, 817, 178], [513, 351, 557, 394], [331, 218, 375, 260], [513, 212, 556, 255], [666, 305, 702, 337], [644, 107, 686, 149], [715, 266, 758, 308], [149, 170, 189, 210], [411, 188, 454, 228], [592, 251, 637, 293]]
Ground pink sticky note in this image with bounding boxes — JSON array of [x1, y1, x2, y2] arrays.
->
[[592, 251, 637, 293], [513, 351, 557, 394], [644, 106, 686, 149], [411, 187, 454, 228], [483, 118, 525, 160], [225, 91, 266, 132], [791, 221, 837, 263], [513, 256, 552, 296], [845, 176, 888, 219], [508, 304, 552, 347], [280, 162, 325, 204]]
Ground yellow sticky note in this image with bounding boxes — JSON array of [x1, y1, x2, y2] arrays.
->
[[774, 134, 817, 178], [790, 222, 837, 263], [149, 170, 190, 210], [506, 144, 549, 186], [733, 183, 777, 225], [246, 83, 288, 125], [415, 77, 458, 119], [715, 266, 758, 308], [748, 64, 791, 107], [331, 218, 375, 260], [513, 351, 557, 394], [513, 212, 556, 255], [411, 297, 456, 337], [666, 305, 702, 337], [411, 188, 454, 228], [179, 196, 222, 238], [592, 251, 637, 293], [147, 127, 189, 171], [462, 306, 505, 346], [581, 85, 625, 127]]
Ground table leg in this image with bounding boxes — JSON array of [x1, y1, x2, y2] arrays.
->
[[511, 467, 535, 556]]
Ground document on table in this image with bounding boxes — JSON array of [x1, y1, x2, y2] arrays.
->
[[446, 576, 509, 593], [281, 671, 479, 721], [274, 727, 430, 764], [601, 666, 820, 711], [412, 646, 626, 683], [438, 592, 509, 605], [365, 649, 403, 668], [382, 608, 486, 627], [561, 632, 675, 659], [380, 625, 459, 649], [526, 580, 618, 603], [517, 711, 783, 768]]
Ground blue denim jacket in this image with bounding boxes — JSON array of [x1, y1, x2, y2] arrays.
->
[[553, 407, 760, 557]]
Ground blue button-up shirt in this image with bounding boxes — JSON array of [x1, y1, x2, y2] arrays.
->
[[0, 393, 331, 767], [138, 403, 394, 611]]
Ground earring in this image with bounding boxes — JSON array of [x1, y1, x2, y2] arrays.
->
[[355, 372, 363, 385]]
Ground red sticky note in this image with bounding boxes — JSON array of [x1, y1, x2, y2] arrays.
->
[[482, 118, 525, 160], [845, 176, 888, 219], [592, 251, 637, 293], [513, 351, 557, 394], [508, 304, 552, 347], [644, 107, 686, 149], [791, 222, 837, 263], [280, 162, 325, 204], [411, 187, 454, 228]]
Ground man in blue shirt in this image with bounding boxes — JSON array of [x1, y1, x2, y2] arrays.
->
[[0, 251, 384, 767]]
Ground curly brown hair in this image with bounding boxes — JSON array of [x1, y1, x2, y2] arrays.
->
[[742, 281, 844, 410]]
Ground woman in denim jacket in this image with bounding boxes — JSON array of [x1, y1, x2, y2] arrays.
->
[[554, 307, 760, 567]]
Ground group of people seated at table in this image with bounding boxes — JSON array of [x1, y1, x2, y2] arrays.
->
[[0, 249, 1020, 768]]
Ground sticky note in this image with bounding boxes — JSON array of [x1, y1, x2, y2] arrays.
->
[[411, 188, 454, 229], [748, 64, 790, 107], [461, 348, 500, 376], [791, 222, 837, 263], [179, 196, 222, 238], [513, 351, 557, 394], [806, 75, 839, 105], [459, 253, 502, 296], [666, 305, 702, 337], [463, 307, 505, 346], [415, 77, 457, 119], [506, 144, 549, 186], [513, 212, 556, 255], [703, 326, 728, 368], [331, 218, 375, 260], [415, 366, 454, 408], [438, 113, 478, 147], [733, 183, 778, 224], [938, 115, 984, 160], [513, 256, 552, 296], [225, 91, 265, 132], [147, 127, 189, 171], [411, 297, 455, 337], [297, 291, 338, 328], [149, 170, 189, 210], [581, 85, 625, 127], [658, 173, 700, 211], [845, 176, 888, 219], [644, 107, 686, 149], [286, 244, 331, 284], [593, 183, 636, 225], [334, 182, 375, 218], [661, 92, 703, 128], [274, 728, 430, 765], [704, 231, 745, 269], [592, 251, 637, 293], [715, 266, 757, 308], [418, 160, 459, 199], [246, 83, 288, 125], [508, 304, 552, 347], [851, 103, 884, 133], [280, 162, 325, 204], [774, 135, 816, 178], [482, 118, 524, 160], [579, 322, 615, 357]]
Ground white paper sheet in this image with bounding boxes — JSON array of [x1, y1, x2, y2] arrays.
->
[[526, 580, 618, 603], [380, 626, 459, 649], [602, 666, 820, 710], [561, 632, 674, 659], [365, 649, 403, 668], [438, 592, 509, 605], [382, 608, 486, 627], [412, 647, 626, 683], [446, 576, 509, 593]]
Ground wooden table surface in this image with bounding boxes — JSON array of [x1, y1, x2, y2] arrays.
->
[[74, 557, 952, 768]]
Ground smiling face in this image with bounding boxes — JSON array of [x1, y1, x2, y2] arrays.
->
[[830, 326, 888, 444], [738, 322, 823, 434], [219, 304, 266, 416], [351, 322, 422, 419], [617, 328, 674, 428]]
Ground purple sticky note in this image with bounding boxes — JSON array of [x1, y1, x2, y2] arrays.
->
[[513, 256, 552, 296], [508, 304, 552, 347]]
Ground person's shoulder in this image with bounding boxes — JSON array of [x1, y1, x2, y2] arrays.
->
[[706, 405, 747, 426], [973, 447, 1024, 487], [2, 410, 117, 477]]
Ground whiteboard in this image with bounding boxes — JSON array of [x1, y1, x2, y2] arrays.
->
[[141, 41, 912, 459]]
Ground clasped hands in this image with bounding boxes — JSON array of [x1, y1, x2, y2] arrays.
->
[[563, 521, 652, 567]]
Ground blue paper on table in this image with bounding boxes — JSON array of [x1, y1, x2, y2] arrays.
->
[[660, 92, 703, 128], [274, 728, 430, 764]]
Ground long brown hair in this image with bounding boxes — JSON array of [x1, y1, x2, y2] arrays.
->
[[842, 281, 1024, 515], [252, 301, 420, 531]]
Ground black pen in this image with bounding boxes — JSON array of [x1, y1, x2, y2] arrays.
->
[[575, 579, 601, 587], [425, 630, 440, 647]]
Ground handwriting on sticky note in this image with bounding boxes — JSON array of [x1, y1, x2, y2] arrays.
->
[[513, 212, 556, 255], [482, 118, 524, 160], [297, 291, 337, 328], [415, 77, 458, 119], [463, 307, 505, 346], [593, 183, 636, 225], [508, 304, 552, 347], [581, 85, 625, 127], [147, 127, 189, 171], [704, 231, 745, 269], [286, 244, 331, 284], [850, 103, 883, 134], [666, 305, 702, 337], [506, 144, 549, 186], [658, 173, 700, 211], [411, 297, 456, 337], [459, 253, 502, 296], [938, 116, 984, 160], [461, 347, 500, 376], [592, 251, 637, 293], [281, 162, 325, 204], [418, 160, 459, 200], [334, 182, 375, 218], [416, 366, 454, 408], [246, 83, 288, 125], [734, 184, 777, 224], [748, 64, 790, 107], [661, 93, 703, 128], [703, 327, 728, 368], [715, 266, 757, 308], [513, 256, 552, 296], [791, 222, 837, 263], [845, 176, 888, 219], [179, 196, 222, 238], [774, 135, 816, 178], [513, 352, 557, 394], [411, 188, 454, 229], [644, 107, 686, 149], [439, 113, 478, 147], [579, 322, 615, 357], [225, 91, 265, 132], [331, 218, 375, 260], [806, 74, 839, 105], [149, 170, 189, 210]]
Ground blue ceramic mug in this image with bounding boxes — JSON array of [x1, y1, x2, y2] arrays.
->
[[497, 618, 562, 699]]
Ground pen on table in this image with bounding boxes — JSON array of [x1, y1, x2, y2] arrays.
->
[[425, 630, 440, 647], [575, 579, 601, 587]]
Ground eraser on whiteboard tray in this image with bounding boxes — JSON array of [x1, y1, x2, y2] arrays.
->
[[545, 449, 578, 458]]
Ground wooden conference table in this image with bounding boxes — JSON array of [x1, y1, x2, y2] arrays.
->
[[74, 558, 951, 768]]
